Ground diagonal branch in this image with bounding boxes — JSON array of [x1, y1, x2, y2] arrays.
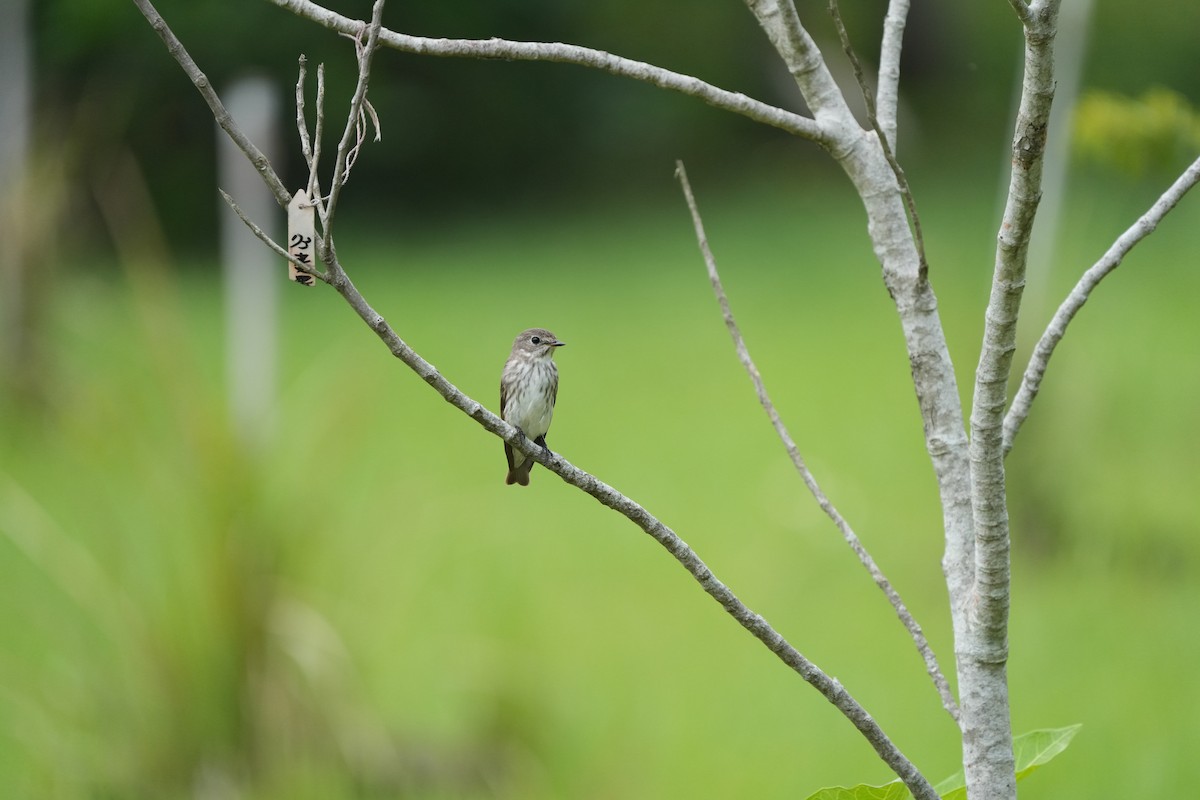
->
[[675, 160, 960, 726], [267, 0, 829, 145], [324, 252, 938, 800], [130, 0, 290, 208], [1002, 152, 1200, 454], [219, 189, 329, 285], [741, 0, 855, 126]]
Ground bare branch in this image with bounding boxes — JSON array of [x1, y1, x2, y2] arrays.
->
[[741, 0, 858, 128], [828, 0, 927, 278], [962, 4, 1061, 796], [876, 0, 911, 149], [312, 64, 329, 222], [1003, 152, 1200, 454], [219, 189, 328, 285], [267, 0, 828, 145], [130, 0, 290, 208], [323, 0, 386, 246], [319, 247, 938, 800], [135, 5, 936, 796], [743, 0, 812, 64], [675, 160, 960, 726], [296, 56, 314, 169], [295, 56, 328, 221], [970, 0, 1060, 625]]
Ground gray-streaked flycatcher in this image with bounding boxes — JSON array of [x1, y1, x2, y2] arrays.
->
[[500, 328, 564, 486]]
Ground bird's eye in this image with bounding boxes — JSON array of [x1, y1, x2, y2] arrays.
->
[[531, 336, 541, 344]]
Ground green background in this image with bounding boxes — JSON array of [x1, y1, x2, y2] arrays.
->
[[3, 1, 1199, 798]]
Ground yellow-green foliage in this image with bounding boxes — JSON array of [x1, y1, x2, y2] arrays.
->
[[1073, 87, 1200, 176]]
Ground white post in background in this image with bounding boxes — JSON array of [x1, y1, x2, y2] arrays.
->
[[0, 0, 32, 392], [0, 0, 30, 215], [218, 77, 280, 450]]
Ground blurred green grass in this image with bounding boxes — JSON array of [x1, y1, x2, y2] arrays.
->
[[1, 162, 1198, 798]]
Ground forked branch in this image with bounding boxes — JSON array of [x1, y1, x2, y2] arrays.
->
[[267, 0, 829, 145], [828, 0, 927, 277], [295, 56, 328, 218]]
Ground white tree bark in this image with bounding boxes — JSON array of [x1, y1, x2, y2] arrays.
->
[[875, 0, 910, 150], [963, 4, 1061, 797]]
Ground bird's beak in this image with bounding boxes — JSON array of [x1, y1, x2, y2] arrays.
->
[[552, 340, 566, 347]]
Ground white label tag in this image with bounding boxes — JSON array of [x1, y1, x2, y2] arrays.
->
[[286, 189, 316, 286]]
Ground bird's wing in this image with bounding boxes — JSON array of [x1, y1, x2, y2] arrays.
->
[[501, 378, 515, 470]]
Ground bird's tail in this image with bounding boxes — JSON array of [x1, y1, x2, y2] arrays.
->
[[506, 461, 533, 486]]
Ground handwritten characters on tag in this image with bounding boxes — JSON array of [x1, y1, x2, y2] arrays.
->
[[286, 189, 317, 286]]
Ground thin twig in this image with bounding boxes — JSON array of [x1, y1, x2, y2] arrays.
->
[[312, 64, 328, 223], [875, 0, 911, 150], [675, 160, 960, 726], [294, 56, 328, 216], [219, 189, 328, 285], [296, 55, 314, 169], [828, 0, 928, 279], [267, 0, 829, 146], [323, 0, 386, 247], [1003, 152, 1200, 454], [296, 57, 329, 222]]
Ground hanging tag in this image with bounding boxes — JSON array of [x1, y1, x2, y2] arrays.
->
[[286, 189, 316, 286]]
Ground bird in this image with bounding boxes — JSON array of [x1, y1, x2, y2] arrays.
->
[[500, 328, 564, 486]]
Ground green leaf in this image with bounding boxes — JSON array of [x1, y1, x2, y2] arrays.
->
[[1013, 724, 1082, 780], [935, 724, 1082, 800], [804, 725, 1081, 800], [804, 782, 912, 800]]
